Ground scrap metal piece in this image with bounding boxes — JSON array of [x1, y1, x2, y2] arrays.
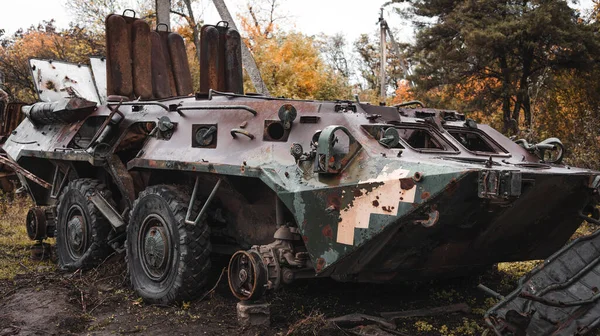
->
[[29, 59, 101, 103], [0, 155, 51, 189], [485, 227, 600, 336]]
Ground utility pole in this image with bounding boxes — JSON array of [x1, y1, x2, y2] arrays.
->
[[212, 0, 270, 96], [155, 0, 171, 29], [379, 8, 387, 104]]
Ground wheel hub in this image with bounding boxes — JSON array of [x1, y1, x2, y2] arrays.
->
[[68, 216, 84, 249], [65, 205, 87, 259], [139, 215, 171, 281], [143, 227, 168, 273], [228, 250, 268, 301]]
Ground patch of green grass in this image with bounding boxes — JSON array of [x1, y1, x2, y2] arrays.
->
[[497, 260, 541, 281], [0, 195, 55, 279]]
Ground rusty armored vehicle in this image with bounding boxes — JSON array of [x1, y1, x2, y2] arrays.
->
[[4, 12, 600, 321]]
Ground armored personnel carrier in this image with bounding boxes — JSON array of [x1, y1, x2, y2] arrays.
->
[[4, 12, 600, 306]]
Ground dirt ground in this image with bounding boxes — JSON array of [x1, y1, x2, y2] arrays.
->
[[0, 254, 507, 336], [0, 197, 598, 336]]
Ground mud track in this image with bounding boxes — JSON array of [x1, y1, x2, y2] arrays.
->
[[0, 252, 523, 336]]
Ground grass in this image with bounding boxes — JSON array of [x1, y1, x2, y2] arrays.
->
[[0, 195, 55, 280]]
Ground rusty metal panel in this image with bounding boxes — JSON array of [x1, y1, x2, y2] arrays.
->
[[224, 28, 243, 94], [29, 59, 101, 103], [105, 14, 133, 97], [131, 20, 153, 100], [486, 227, 600, 335], [168, 33, 193, 96], [150, 32, 173, 99], [200, 25, 222, 93], [1, 103, 25, 139], [158, 30, 177, 96]]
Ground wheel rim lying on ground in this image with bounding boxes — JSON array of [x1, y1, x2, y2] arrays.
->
[[127, 184, 211, 304], [228, 250, 267, 301]]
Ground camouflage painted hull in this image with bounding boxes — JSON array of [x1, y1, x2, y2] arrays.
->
[[4, 94, 599, 299]]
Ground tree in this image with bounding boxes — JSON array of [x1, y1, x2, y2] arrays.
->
[[317, 33, 351, 79], [170, 0, 204, 78], [353, 30, 409, 94], [65, 0, 153, 32], [408, 0, 600, 132], [242, 31, 350, 99], [238, 0, 351, 99]]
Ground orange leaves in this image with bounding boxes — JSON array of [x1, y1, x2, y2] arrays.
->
[[391, 80, 414, 105], [241, 28, 350, 100]]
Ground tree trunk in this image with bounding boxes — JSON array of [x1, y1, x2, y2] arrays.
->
[[212, 0, 270, 95], [520, 49, 534, 129], [499, 54, 512, 133], [182, 0, 202, 78]]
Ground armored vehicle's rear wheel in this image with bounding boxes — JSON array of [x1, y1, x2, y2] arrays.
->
[[127, 185, 211, 304], [56, 179, 114, 270]]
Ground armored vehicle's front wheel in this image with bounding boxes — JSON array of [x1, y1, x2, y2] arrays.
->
[[127, 185, 211, 304], [56, 179, 114, 270]]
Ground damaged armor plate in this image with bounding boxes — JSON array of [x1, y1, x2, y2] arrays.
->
[[485, 221, 600, 335]]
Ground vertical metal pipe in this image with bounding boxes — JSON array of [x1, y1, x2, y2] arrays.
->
[[379, 8, 387, 103], [155, 0, 171, 30]]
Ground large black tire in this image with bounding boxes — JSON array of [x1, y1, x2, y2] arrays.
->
[[56, 178, 114, 270], [127, 185, 211, 304]]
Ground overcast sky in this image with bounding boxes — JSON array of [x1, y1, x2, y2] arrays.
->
[[0, 0, 596, 44]]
